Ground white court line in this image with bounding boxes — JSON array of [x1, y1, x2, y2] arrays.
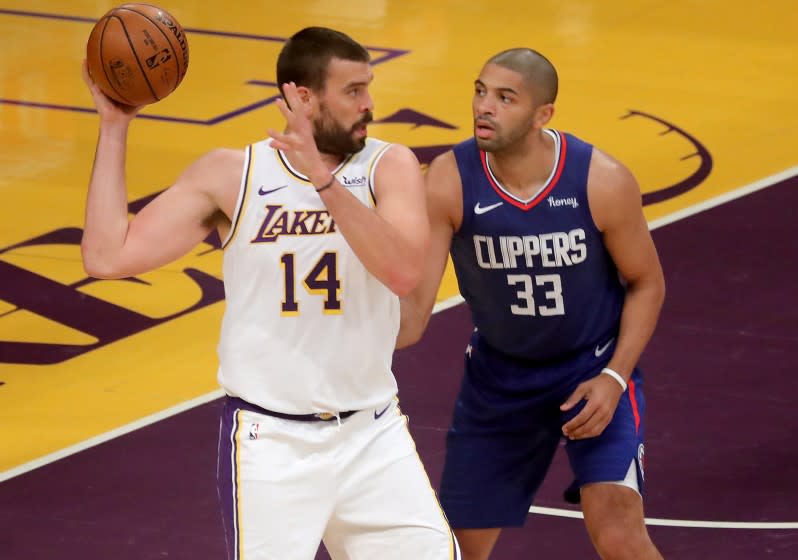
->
[[530, 506, 798, 530], [3, 164, 798, 528], [0, 389, 224, 483], [648, 164, 798, 231]]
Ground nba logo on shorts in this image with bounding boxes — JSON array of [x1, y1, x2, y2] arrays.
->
[[637, 443, 645, 481], [249, 423, 260, 440]]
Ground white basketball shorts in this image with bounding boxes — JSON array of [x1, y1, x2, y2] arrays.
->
[[217, 396, 460, 560]]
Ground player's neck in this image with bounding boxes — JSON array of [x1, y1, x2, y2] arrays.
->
[[279, 147, 346, 177], [318, 151, 347, 169], [488, 129, 555, 197]]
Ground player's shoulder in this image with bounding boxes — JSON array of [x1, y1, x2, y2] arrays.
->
[[178, 147, 247, 197], [588, 147, 639, 195], [425, 149, 463, 225], [366, 140, 422, 188], [200, 147, 247, 166], [586, 147, 643, 230], [428, 148, 459, 177], [363, 138, 418, 169]]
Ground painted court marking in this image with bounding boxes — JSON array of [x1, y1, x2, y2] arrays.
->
[[3, 165, 798, 531], [529, 506, 798, 530]]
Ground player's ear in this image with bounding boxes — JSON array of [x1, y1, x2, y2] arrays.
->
[[295, 85, 316, 116], [535, 103, 555, 128]]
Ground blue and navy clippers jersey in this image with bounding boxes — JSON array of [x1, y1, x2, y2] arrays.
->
[[450, 130, 625, 361]]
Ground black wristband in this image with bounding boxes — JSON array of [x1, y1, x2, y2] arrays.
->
[[315, 176, 335, 193]]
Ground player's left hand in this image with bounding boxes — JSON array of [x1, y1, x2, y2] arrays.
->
[[268, 82, 327, 183], [560, 374, 624, 440]]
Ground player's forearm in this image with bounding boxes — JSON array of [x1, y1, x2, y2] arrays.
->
[[317, 182, 425, 296], [606, 274, 666, 379], [81, 122, 134, 278]]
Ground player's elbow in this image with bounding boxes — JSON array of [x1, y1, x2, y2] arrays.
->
[[385, 266, 422, 298], [634, 266, 666, 313], [655, 274, 666, 309], [82, 258, 123, 280], [650, 262, 666, 307], [81, 244, 125, 280]]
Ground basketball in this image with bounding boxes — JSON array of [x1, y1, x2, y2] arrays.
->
[[86, 3, 189, 106]]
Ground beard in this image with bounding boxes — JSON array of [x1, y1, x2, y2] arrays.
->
[[313, 106, 373, 156], [474, 114, 535, 153], [475, 134, 502, 152]]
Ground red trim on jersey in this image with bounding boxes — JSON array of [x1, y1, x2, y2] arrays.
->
[[628, 379, 641, 434], [479, 131, 568, 211]]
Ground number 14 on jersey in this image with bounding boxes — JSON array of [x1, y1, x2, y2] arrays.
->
[[280, 252, 342, 315]]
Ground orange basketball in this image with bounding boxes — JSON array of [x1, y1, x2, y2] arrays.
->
[[86, 3, 189, 106]]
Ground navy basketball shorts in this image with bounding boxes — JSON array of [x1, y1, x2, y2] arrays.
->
[[439, 332, 646, 528]]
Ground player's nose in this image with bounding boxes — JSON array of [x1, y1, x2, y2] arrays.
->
[[474, 96, 495, 116], [361, 91, 374, 113]]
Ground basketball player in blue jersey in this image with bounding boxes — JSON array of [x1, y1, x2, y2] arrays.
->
[[81, 27, 459, 560], [399, 48, 666, 559]]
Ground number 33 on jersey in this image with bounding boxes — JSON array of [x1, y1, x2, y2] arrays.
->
[[450, 130, 626, 361]]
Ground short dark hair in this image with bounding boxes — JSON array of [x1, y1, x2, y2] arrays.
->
[[276, 27, 370, 93], [488, 48, 558, 104]]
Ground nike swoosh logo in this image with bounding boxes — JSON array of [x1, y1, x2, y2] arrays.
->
[[258, 185, 288, 196], [374, 402, 391, 420], [594, 338, 615, 357], [474, 201, 503, 215]]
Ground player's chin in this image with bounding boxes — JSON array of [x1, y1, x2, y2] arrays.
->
[[475, 136, 500, 152]]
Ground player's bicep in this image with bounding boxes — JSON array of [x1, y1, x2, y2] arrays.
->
[[372, 145, 429, 258], [417, 152, 460, 310], [589, 157, 661, 285], [604, 208, 660, 286], [122, 186, 218, 271], [116, 149, 241, 276]]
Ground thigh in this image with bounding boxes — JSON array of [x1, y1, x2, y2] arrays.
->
[[323, 406, 458, 560], [439, 344, 565, 529], [217, 401, 334, 560], [565, 368, 647, 496], [439, 423, 561, 529]]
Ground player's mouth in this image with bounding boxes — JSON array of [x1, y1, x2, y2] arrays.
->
[[475, 120, 495, 139], [352, 113, 373, 138], [353, 123, 368, 138]]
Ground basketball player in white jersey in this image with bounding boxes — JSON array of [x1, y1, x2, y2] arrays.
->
[[81, 26, 459, 560]]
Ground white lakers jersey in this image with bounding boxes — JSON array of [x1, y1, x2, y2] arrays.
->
[[216, 138, 400, 414]]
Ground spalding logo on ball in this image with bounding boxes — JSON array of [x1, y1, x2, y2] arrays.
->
[[86, 3, 189, 106]]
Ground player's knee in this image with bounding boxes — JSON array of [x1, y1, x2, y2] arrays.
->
[[453, 529, 498, 560], [592, 524, 654, 560]]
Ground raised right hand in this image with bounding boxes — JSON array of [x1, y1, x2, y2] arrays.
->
[[267, 82, 328, 185]]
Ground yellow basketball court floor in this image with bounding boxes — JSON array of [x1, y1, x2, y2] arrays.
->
[[1, 0, 796, 480]]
